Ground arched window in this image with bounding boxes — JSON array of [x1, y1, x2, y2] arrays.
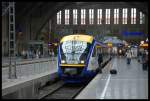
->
[[73, 9, 78, 25], [89, 9, 94, 24], [106, 9, 110, 24], [81, 9, 86, 25], [114, 8, 119, 24], [97, 9, 102, 24], [57, 11, 61, 24], [122, 8, 128, 24], [65, 9, 69, 25], [131, 8, 136, 24]]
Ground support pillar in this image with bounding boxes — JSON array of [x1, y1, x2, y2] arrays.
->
[[8, 2, 17, 79]]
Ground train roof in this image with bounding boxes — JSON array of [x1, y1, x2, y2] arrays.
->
[[60, 34, 94, 43]]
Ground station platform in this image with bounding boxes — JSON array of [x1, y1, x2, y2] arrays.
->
[[2, 57, 57, 81], [2, 57, 57, 98], [76, 56, 148, 99], [2, 56, 53, 66]]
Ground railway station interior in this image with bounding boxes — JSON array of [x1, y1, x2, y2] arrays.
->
[[2, 2, 148, 99]]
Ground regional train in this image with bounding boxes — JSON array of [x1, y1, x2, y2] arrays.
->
[[57, 34, 111, 83]]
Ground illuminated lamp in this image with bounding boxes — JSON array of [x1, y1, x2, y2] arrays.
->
[[80, 60, 84, 64], [143, 44, 148, 47], [61, 60, 65, 63], [140, 43, 148, 47], [140, 41, 144, 45], [107, 43, 112, 47], [54, 43, 58, 46]]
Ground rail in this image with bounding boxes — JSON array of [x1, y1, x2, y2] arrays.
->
[[40, 79, 91, 99], [43, 83, 86, 99], [41, 58, 111, 99]]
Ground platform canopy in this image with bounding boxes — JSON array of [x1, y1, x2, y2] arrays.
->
[[103, 37, 123, 46]]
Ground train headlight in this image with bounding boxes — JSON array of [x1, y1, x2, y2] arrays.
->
[[61, 60, 65, 63], [80, 60, 84, 64]]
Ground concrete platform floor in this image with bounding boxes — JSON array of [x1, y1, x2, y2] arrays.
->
[[76, 56, 148, 99]]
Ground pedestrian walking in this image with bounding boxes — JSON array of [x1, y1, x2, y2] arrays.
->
[[137, 51, 142, 62], [126, 50, 132, 65], [38, 51, 41, 58], [22, 49, 27, 59], [131, 49, 134, 57], [51, 50, 55, 61], [36, 50, 39, 59], [97, 52, 103, 73], [26, 50, 29, 59], [49, 50, 51, 57], [141, 50, 148, 70], [29, 49, 32, 58]]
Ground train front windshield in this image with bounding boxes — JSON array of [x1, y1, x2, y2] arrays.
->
[[60, 40, 91, 64]]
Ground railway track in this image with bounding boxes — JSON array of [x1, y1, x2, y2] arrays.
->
[[38, 58, 111, 99], [38, 80, 65, 99], [37, 75, 93, 99], [43, 83, 86, 99], [37, 79, 90, 99]]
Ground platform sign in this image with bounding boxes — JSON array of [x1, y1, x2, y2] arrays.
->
[[140, 43, 148, 48], [122, 31, 144, 36]]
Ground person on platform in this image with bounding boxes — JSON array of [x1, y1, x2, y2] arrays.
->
[[97, 52, 103, 73], [51, 50, 55, 61], [141, 50, 148, 70], [126, 50, 132, 65]]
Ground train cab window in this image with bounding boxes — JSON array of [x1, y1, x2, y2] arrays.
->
[[60, 40, 91, 64]]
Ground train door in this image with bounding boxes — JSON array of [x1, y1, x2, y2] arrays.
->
[[87, 45, 98, 71]]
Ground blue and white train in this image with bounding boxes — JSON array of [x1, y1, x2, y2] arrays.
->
[[57, 34, 110, 83]]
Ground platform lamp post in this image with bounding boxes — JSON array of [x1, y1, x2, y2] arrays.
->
[[8, 2, 17, 79], [48, 19, 51, 55]]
